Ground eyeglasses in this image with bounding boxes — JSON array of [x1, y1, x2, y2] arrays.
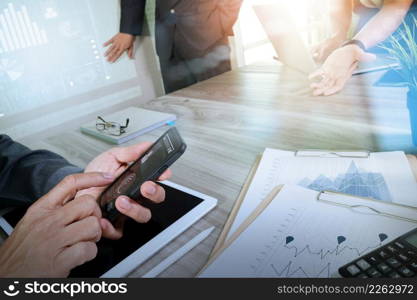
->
[[96, 116, 130, 136]]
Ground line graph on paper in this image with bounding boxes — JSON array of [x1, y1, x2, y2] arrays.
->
[[249, 207, 389, 278], [199, 185, 416, 278]]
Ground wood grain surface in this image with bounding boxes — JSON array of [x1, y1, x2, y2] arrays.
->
[[12, 60, 417, 277]]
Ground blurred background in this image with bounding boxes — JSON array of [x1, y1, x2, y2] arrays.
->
[[233, 0, 332, 66]]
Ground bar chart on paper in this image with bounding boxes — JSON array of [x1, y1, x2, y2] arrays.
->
[[227, 149, 417, 240], [0, 3, 48, 54], [298, 161, 392, 202]]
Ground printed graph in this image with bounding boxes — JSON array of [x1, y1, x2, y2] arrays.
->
[[0, 3, 48, 54], [250, 208, 390, 278], [298, 161, 392, 202], [268, 234, 388, 277]]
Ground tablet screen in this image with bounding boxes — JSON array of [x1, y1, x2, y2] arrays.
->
[[2, 183, 203, 277]]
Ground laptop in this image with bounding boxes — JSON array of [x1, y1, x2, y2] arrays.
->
[[254, 2, 399, 75]]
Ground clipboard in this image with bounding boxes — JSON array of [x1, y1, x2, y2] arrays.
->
[[211, 151, 417, 257], [316, 191, 417, 224], [202, 182, 417, 275]]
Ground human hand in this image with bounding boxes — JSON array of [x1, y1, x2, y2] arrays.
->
[[104, 33, 136, 63], [311, 36, 345, 63], [309, 45, 376, 96], [0, 173, 114, 278], [77, 143, 172, 240]]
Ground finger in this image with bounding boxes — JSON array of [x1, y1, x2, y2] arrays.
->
[[312, 51, 320, 63], [312, 79, 336, 96], [60, 216, 102, 246], [321, 75, 335, 89], [108, 142, 152, 164], [55, 242, 98, 276], [312, 87, 325, 96], [310, 44, 319, 55], [141, 181, 165, 204], [103, 38, 114, 47], [128, 46, 134, 59], [107, 49, 124, 63], [324, 72, 353, 96], [316, 49, 326, 63], [41, 173, 115, 208], [310, 75, 334, 90], [108, 48, 125, 63], [158, 169, 172, 181], [104, 44, 117, 57], [309, 68, 325, 80], [108, 47, 123, 61], [115, 196, 151, 223], [59, 194, 102, 225], [311, 47, 324, 63], [100, 218, 124, 240], [323, 82, 344, 96]]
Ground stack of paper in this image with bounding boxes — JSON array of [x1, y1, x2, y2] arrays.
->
[[228, 150, 417, 240], [200, 149, 417, 278]]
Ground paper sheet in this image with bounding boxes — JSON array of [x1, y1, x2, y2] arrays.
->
[[200, 185, 416, 278], [227, 150, 417, 240]]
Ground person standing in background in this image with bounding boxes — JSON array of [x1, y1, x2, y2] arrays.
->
[[104, 0, 243, 94], [309, 0, 415, 96]]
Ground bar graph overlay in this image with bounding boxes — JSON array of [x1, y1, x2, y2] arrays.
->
[[0, 3, 48, 53], [298, 161, 393, 202], [1, 0, 140, 126]]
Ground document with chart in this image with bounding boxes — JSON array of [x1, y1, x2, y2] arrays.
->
[[200, 185, 417, 278], [227, 150, 417, 240]]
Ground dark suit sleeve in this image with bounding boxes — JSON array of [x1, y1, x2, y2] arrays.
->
[[120, 0, 147, 35], [217, 0, 243, 36], [0, 135, 82, 209]]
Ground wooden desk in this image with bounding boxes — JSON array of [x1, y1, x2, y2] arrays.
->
[[17, 61, 417, 277]]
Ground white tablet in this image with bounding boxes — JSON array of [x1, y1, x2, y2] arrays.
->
[[0, 181, 217, 278]]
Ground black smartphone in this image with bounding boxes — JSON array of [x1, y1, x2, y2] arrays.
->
[[98, 127, 187, 223]]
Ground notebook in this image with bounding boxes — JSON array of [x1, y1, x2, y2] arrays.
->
[[80, 107, 176, 144], [255, 2, 399, 76]]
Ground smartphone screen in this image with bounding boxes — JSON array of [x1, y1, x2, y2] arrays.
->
[[98, 127, 186, 221]]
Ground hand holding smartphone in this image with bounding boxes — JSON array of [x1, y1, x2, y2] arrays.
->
[[98, 127, 187, 223]]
